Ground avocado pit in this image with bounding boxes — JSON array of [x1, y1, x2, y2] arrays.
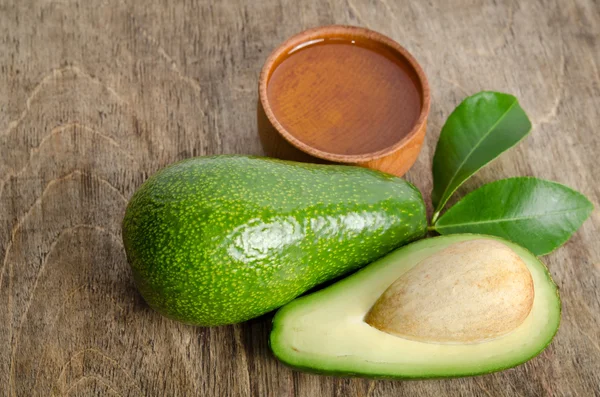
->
[[365, 239, 534, 343]]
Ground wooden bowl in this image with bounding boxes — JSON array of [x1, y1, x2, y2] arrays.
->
[[258, 25, 430, 177]]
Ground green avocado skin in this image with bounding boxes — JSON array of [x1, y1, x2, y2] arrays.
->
[[122, 155, 426, 326]]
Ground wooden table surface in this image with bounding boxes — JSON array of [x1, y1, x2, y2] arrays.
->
[[1, 0, 599, 396]]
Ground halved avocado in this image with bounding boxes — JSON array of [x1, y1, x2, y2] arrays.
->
[[270, 234, 561, 378]]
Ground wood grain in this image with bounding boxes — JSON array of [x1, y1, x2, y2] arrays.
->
[[0, 0, 598, 396]]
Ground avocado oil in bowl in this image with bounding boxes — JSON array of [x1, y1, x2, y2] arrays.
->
[[258, 25, 430, 176]]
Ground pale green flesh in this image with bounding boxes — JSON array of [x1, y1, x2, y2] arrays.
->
[[270, 234, 561, 378]]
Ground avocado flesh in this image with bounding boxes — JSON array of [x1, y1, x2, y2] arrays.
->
[[122, 155, 426, 326], [270, 234, 561, 378]]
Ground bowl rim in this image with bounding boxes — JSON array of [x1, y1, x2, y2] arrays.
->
[[258, 25, 431, 163]]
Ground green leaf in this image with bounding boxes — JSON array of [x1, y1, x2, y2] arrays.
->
[[432, 177, 594, 255], [431, 91, 532, 222]]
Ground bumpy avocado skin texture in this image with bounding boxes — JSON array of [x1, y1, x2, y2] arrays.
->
[[270, 234, 561, 379], [122, 155, 426, 326]]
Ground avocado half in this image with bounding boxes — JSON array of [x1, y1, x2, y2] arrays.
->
[[270, 234, 561, 378]]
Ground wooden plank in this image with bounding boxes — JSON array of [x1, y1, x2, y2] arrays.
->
[[0, 0, 598, 395]]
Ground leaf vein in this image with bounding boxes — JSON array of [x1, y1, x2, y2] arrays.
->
[[436, 206, 591, 229]]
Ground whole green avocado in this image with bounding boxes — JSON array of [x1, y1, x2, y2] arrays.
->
[[122, 156, 426, 326]]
